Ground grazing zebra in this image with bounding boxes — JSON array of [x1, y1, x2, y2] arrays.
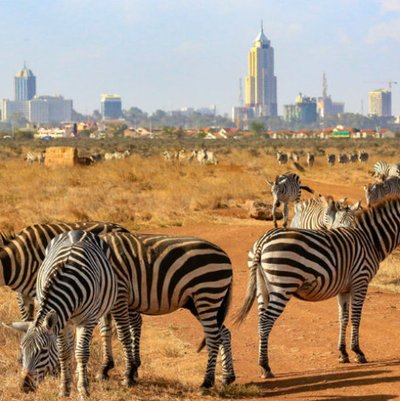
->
[[235, 197, 400, 379], [338, 153, 349, 164], [99, 232, 235, 389], [0, 222, 128, 322], [290, 196, 361, 229], [349, 153, 358, 163], [276, 151, 288, 166], [327, 154, 336, 167], [10, 231, 118, 397], [266, 173, 314, 228], [25, 151, 46, 165], [372, 161, 400, 180], [306, 152, 315, 168], [358, 150, 368, 163], [364, 176, 400, 206]]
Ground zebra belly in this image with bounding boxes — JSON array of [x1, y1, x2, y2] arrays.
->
[[294, 277, 340, 301]]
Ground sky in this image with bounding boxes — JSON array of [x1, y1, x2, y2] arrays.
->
[[1, 0, 400, 116]]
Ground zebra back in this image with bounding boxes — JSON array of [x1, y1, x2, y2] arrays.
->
[[364, 177, 400, 206]]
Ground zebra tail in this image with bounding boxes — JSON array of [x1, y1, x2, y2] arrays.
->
[[300, 185, 314, 194], [197, 279, 233, 353]]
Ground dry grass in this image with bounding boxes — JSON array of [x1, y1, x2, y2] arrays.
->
[[1, 140, 400, 400]]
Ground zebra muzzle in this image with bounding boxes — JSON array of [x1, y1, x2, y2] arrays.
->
[[20, 371, 37, 393]]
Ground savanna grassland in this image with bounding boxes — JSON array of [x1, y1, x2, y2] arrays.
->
[[1, 137, 400, 401]]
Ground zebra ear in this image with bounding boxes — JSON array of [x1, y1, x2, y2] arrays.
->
[[351, 200, 362, 211], [44, 310, 58, 334], [266, 179, 274, 186], [2, 321, 31, 333]]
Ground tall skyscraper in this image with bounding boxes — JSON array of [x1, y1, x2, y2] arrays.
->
[[245, 23, 277, 117], [368, 89, 392, 117], [14, 64, 36, 101], [101, 94, 122, 119]]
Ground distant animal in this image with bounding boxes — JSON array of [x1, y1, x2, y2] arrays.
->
[[276, 151, 288, 166], [290, 196, 361, 230], [173, 149, 186, 163], [25, 151, 45, 165], [358, 150, 368, 163], [162, 150, 172, 161], [104, 150, 130, 161], [266, 172, 314, 228], [349, 153, 358, 163], [9, 230, 117, 397], [306, 152, 315, 168], [338, 154, 349, 164], [76, 156, 94, 166], [91, 154, 103, 162], [364, 176, 400, 206], [235, 197, 400, 379], [327, 154, 336, 167], [189, 149, 218, 165], [290, 151, 300, 163]]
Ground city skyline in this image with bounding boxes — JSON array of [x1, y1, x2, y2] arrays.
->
[[1, 1, 400, 116]]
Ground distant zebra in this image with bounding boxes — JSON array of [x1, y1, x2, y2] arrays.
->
[[338, 153, 349, 164], [290, 196, 361, 229], [372, 161, 400, 180], [99, 232, 235, 389], [276, 151, 288, 166], [358, 150, 369, 163], [0, 222, 128, 323], [306, 152, 315, 168], [25, 151, 45, 165], [189, 149, 218, 165], [10, 231, 117, 397], [349, 153, 358, 163], [327, 154, 336, 167], [266, 173, 314, 228], [364, 176, 400, 206], [289, 151, 300, 162], [235, 197, 400, 379]]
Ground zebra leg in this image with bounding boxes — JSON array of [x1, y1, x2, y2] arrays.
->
[[350, 288, 368, 363], [219, 325, 236, 385], [98, 313, 115, 380], [337, 292, 350, 363], [129, 311, 142, 377], [112, 307, 136, 386], [57, 327, 74, 397], [258, 292, 291, 378], [200, 319, 220, 389], [272, 202, 278, 228], [75, 323, 96, 397]]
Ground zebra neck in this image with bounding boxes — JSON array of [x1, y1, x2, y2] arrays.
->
[[0, 247, 13, 287]]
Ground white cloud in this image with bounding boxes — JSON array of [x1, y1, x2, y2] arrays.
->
[[366, 18, 400, 43], [380, 0, 400, 12]]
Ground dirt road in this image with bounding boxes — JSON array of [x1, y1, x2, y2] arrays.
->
[[143, 222, 400, 400]]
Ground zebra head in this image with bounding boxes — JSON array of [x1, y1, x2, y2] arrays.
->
[[10, 310, 58, 392], [330, 200, 362, 228]]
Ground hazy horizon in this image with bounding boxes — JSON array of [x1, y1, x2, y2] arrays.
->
[[1, 0, 400, 116]]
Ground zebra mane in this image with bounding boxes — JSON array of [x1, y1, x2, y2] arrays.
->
[[35, 262, 65, 327], [356, 195, 400, 223], [0, 230, 17, 246]]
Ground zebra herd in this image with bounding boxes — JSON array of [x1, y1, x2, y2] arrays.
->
[[163, 148, 218, 165], [276, 150, 369, 168], [2, 221, 234, 396], [3, 158, 400, 397]]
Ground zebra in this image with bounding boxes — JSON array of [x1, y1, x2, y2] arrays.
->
[[189, 149, 218, 165], [266, 173, 314, 228], [0, 221, 128, 323], [235, 197, 400, 379], [9, 231, 118, 397], [98, 232, 235, 389], [338, 153, 349, 164], [349, 153, 358, 163], [358, 150, 368, 163], [327, 154, 336, 167], [306, 152, 315, 168], [289, 151, 300, 163], [371, 161, 400, 180], [364, 176, 400, 206], [25, 151, 46, 165], [290, 196, 361, 229], [276, 151, 288, 166]]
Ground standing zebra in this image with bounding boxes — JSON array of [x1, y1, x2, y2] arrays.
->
[[306, 152, 315, 168], [327, 154, 336, 167], [99, 232, 235, 389], [364, 176, 400, 206], [371, 161, 400, 180], [235, 197, 400, 379], [276, 151, 288, 166], [290, 196, 361, 229], [10, 231, 117, 397], [338, 153, 349, 164], [0, 222, 127, 322], [358, 150, 368, 163], [266, 173, 314, 228]]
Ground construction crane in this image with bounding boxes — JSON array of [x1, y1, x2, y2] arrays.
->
[[365, 80, 398, 91]]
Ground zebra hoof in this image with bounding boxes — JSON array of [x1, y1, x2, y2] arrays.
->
[[355, 354, 367, 364], [222, 375, 236, 386], [200, 378, 214, 389], [260, 368, 274, 379], [339, 355, 350, 363]]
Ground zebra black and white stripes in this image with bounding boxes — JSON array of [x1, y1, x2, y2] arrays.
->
[[372, 161, 400, 180], [266, 173, 314, 228], [235, 197, 400, 379], [13, 231, 118, 397], [100, 232, 235, 389], [364, 176, 400, 206]]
